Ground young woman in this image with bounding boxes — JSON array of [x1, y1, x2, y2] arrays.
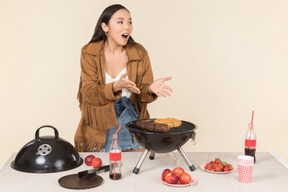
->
[[75, 4, 173, 152]]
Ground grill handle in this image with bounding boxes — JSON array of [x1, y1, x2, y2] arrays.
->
[[190, 132, 197, 145], [35, 125, 59, 141]]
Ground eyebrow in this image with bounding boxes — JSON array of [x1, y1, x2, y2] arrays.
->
[[115, 17, 132, 20]]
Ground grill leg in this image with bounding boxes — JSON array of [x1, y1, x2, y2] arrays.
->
[[149, 151, 155, 160], [133, 149, 149, 174], [177, 146, 196, 171]]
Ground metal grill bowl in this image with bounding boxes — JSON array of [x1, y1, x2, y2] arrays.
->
[[126, 119, 197, 174]]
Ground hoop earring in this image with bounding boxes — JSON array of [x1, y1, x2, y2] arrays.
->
[[105, 32, 108, 36]]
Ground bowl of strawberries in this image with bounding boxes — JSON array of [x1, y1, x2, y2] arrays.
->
[[200, 158, 235, 174]]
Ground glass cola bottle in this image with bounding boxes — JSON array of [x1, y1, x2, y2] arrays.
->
[[109, 134, 122, 180], [245, 123, 256, 163]]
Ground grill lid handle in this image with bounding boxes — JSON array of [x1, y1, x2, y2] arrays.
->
[[35, 125, 59, 140]]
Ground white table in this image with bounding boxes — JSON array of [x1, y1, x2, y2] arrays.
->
[[1, 152, 288, 192]]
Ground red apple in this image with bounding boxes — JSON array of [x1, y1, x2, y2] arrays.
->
[[165, 172, 179, 184], [172, 167, 185, 177], [162, 169, 172, 180], [179, 172, 192, 184], [91, 157, 102, 168], [85, 155, 96, 166]]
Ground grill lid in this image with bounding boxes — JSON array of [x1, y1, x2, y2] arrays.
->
[[11, 125, 83, 173]]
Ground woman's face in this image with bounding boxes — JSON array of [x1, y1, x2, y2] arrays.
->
[[102, 9, 133, 46]]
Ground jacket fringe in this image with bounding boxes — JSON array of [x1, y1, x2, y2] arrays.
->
[[80, 101, 117, 130], [77, 81, 117, 130], [74, 137, 105, 152]]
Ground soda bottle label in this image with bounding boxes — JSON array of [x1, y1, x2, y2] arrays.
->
[[110, 152, 121, 161], [245, 139, 256, 147]]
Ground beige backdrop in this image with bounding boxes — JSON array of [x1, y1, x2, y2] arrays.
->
[[1, 0, 288, 167]]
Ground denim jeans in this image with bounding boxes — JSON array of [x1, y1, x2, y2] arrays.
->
[[99, 96, 141, 152]]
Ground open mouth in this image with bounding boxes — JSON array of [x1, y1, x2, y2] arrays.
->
[[122, 33, 129, 39]]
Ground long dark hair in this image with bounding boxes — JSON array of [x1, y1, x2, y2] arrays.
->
[[89, 4, 135, 44]]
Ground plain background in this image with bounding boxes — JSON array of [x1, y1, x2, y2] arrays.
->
[[1, 0, 288, 167]]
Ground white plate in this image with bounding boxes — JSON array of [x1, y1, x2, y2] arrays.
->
[[200, 163, 235, 174], [159, 176, 197, 187]]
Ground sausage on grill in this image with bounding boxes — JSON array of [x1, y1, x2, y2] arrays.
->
[[135, 120, 170, 133]]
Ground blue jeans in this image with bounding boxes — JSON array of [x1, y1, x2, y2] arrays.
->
[[99, 97, 141, 152]]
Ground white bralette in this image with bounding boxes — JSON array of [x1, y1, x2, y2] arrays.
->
[[105, 67, 131, 98]]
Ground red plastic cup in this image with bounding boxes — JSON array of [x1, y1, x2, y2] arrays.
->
[[238, 155, 254, 183]]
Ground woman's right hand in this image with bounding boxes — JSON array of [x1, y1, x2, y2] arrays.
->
[[113, 73, 141, 94]]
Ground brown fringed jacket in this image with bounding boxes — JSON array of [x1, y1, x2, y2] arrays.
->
[[75, 40, 157, 152]]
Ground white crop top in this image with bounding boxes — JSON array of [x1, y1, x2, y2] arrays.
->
[[105, 67, 131, 98]]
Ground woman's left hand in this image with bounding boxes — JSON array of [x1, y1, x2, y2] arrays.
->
[[148, 77, 173, 97]]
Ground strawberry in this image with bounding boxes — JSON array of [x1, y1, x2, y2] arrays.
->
[[222, 161, 227, 166], [214, 158, 222, 164], [215, 166, 221, 172], [228, 164, 234, 170], [224, 167, 229, 172], [217, 158, 222, 164], [205, 163, 212, 170], [218, 164, 224, 171]]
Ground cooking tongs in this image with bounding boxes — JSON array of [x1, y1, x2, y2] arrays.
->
[[78, 165, 110, 180]]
